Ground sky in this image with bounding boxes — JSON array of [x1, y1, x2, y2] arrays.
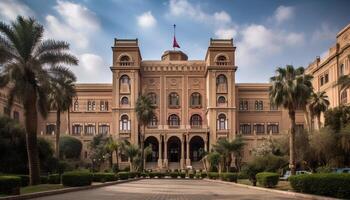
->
[[0, 0, 349, 83]]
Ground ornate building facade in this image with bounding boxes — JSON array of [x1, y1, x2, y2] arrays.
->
[[3, 23, 349, 170]]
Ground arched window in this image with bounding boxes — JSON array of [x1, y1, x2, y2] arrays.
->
[[255, 100, 263, 110], [216, 74, 227, 93], [340, 64, 345, 76], [190, 92, 201, 107], [121, 97, 129, 105], [120, 75, 130, 93], [217, 55, 227, 61], [341, 90, 347, 104], [217, 96, 226, 104], [190, 114, 202, 128], [120, 115, 130, 131], [148, 115, 158, 128], [169, 92, 180, 107], [148, 92, 157, 105], [119, 55, 132, 66], [73, 99, 79, 111], [217, 114, 227, 130], [168, 114, 180, 128]]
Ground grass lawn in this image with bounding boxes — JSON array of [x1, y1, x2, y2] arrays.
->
[[20, 184, 65, 194], [237, 179, 293, 191]]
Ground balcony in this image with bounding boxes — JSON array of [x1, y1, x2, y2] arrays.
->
[[119, 130, 131, 138], [117, 61, 134, 66], [215, 61, 231, 66]]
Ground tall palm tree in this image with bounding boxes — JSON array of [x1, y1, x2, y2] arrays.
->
[[309, 91, 330, 130], [0, 16, 78, 185], [269, 65, 313, 175], [48, 66, 76, 158], [135, 95, 155, 171], [121, 141, 139, 171]]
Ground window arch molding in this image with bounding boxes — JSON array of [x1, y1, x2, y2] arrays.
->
[[214, 53, 229, 62], [190, 114, 202, 128], [120, 96, 129, 105], [190, 92, 202, 107], [168, 114, 180, 128], [120, 114, 131, 131], [217, 113, 228, 130], [168, 92, 180, 108], [117, 53, 133, 62], [147, 92, 157, 105]]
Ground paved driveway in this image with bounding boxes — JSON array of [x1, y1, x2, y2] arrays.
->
[[35, 179, 297, 200]]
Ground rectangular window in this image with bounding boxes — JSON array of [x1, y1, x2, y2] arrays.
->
[[100, 100, 109, 111], [267, 124, 279, 134], [98, 124, 109, 134], [73, 99, 79, 111], [87, 100, 96, 111], [13, 111, 19, 121], [325, 73, 329, 83], [320, 76, 324, 86], [85, 124, 95, 135], [72, 124, 83, 135], [239, 123, 251, 134], [239, 100, 248, 111], [254, 124, 265, 134], [46, 124, 56, 135]]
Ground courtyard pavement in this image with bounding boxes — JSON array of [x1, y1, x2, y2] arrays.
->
[[34, 179, 298, 200]]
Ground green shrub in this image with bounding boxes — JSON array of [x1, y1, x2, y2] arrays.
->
[[170, 172, 178, 179], [256, 172, 279, 188], [151, 172, 164, 178], [40, 176, 48, 184], [61, 172, 92, 187], [316, 166, 333, 173], [18, 175, 29, 186], [208, 172, 219, 180], [200, 173, 207, 179], [118, 172, 129, 180], [195, 174, 201, 179], [48, 174, 61, 184], [189, 173, 194, 179], [237, 172, 248, 179], [179, 172, 186, 178], [140, 172, 148, 178], [289, 173, 350, 199], [220, 173, 238, 182], [0, 176, 21, 195], [148, 172, 155, 178], [128, 172, 137, 178], [93, 173, 116, 182]]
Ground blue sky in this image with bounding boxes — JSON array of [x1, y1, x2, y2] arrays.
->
[[0, 0, 349, 83]]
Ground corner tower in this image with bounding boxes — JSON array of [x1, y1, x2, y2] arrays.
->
[[205, 39, 237, 147], [111, 39, 142, 145]]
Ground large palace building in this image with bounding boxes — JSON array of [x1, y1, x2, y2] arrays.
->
[[1, 23, 349, 170]]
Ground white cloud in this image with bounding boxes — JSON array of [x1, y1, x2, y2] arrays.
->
[[168, 0, 230, 25], [274, 5, 294, 24], [0, 0, 34, 22], [215, 28, 237, 39], [79, 54, 105, 72], [311, 23, 337, 42], [44, 0, 100, 50], [236, 24, 304, 67], [137, 11, 157, 28]]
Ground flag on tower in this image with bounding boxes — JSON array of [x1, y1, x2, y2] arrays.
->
[[173, 24, 180, 49]]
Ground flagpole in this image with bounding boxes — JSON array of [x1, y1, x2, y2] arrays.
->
[[173, 24, 176, 51]]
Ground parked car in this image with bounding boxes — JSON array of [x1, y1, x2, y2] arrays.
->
[[280, 170, 312, 180]]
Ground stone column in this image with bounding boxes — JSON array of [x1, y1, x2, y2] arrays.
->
[[180, 135, 185, 169], [186, 134, 191, 166], [158, 135, 163, 168], [163, 135, 168, 168]]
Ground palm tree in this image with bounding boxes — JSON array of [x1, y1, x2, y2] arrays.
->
[[309, 91, 330, 130], [269, 65, 313, 175], [338, 75, 350, 91], [135, 95, 155, 171], [212, 137, 245, 172], [48, 66, 76, 158], [121, 141, 139, 171], [0, 16, 78, 185], [105, 137, 120, 169]]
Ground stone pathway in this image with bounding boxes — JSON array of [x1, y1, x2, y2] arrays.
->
[[34, 179, 298, 200]]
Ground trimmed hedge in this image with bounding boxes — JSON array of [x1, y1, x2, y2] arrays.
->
[[118, 172, 129, 180], [18, 175, 29, 186], [61, 172, 92, 187], [220, 173, 238, 182], [170, 172, 179, 179], [0, 176, 21, 195], [256, 172, 279, 188], [48, 174, 61, 184], [208, 172, 219, 180], [189, 173, 194, 179], [200, 173, 207, 179], [93, 173, 116, 183], [289, 173, 350, 199], [179, 172, 186, 178], [40, 176, 48, 184]]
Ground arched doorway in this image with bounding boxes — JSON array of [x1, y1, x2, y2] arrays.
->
[[190, 136, 205, 162], [167, 136, 181, 162], [144, 136, 159, 162]]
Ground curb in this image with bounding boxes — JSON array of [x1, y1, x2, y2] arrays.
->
[[0, 178, 142, 200], [203, 179, 338, 200]]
